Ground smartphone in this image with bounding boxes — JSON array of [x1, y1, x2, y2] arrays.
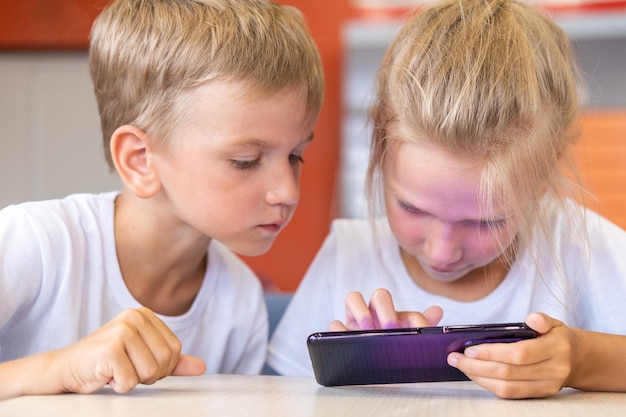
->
[[307, 322, 537, 386]]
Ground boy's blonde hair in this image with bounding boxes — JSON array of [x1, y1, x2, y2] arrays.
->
[[368, 0, 584, 261], [89, 0, 325, 169]]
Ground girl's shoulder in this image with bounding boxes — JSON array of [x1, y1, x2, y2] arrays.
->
[[329, 217, 395, 246]]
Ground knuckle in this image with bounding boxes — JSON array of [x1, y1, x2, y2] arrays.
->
[[495, 363, 517, 380], [137, 361, 161, 383], [110, 320, 137, 340], [346, 291, 362, 302], [117, 308, 148, 326], [170, 338, 182, 356], [492, 382, 516, 399], [113, 376, 140, 394], [370, 288, 391, 302]]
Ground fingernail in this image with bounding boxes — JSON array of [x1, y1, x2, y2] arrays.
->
[[464, 347, 478, 358], [447, 354, 458, 367]]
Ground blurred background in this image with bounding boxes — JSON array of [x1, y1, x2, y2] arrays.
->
[[1, 0, 625, 292]]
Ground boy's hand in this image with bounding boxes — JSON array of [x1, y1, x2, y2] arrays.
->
[[59, 307, 206, 395], [329, 288, 443, 331], [447, 312, 572, 399]]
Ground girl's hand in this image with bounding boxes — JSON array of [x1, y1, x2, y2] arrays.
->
[[58, 307, 206, 395], [329, 288, 443, 331], [447, 312, 572, 399]]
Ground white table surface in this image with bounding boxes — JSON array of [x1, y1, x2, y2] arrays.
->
[[1, 374, 625, 417]]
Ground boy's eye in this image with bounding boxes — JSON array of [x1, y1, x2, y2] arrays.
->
[[289, 154, 305, 165], [232, 158, 260, 170]]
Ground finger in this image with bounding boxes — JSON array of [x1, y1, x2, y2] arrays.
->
[[448, 349, 537, 381], [395, 305, 443, 328], [368, 289, 399, 329], [171, 355, 207, 376], [344, 292, 375, 330], [449, 341, 569, 383], [97, 341, 141, 393], [329, 320, 349, 332], [69, 341, 139, 394], [462, 339, 538, 365], [423, 305, 444, 326], [114, 309, 181, 384], [109, 318, 162, 386], [464, 324, 569, 369], [135, 308, 183, 377], [466, 374, 562, 399], [107, 358, 140, 394]]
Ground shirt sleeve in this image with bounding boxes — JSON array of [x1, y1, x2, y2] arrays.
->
[[0, 205, 44, 329]]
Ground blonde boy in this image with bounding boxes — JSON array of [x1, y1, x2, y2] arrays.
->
[[0, 0, 323, 399]]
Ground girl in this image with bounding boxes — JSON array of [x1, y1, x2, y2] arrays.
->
[[268, 0, 626, 399]]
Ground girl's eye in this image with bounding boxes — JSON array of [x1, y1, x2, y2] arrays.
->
[[472, 218, 508, 230], [232, 158, 260, 170], [289, 154, 305, 165], [398, 201, 425, 215]]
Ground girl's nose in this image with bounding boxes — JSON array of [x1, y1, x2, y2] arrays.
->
[[423, 220, 462, 265]]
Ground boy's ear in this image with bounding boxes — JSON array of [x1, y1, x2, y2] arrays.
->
[[110, 125, 161, 199]]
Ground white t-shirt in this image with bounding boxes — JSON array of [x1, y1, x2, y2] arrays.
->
[[0, 192, 267, 374], [268, 200, 626, 376]]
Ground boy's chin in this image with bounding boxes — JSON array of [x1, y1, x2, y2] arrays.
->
[[229, 240, 275, 258]]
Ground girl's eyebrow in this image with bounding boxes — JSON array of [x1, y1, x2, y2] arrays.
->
[[399, 197, 510, 223]]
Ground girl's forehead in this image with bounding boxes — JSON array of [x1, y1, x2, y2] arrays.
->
[[385, 140, 512, 219], [389, 140, 482, 173]]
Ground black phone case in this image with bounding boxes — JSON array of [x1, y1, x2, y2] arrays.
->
[[307, 322, 537, 386]]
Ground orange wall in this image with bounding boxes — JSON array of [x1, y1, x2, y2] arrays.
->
[[0, 1, 107, 49], [571, 110, 626, 230]]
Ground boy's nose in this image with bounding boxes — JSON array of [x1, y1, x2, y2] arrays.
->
[[265, 165, 299, 206]]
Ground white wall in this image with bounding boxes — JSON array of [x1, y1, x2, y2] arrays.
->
[[0, 52, 120, 210], [340, 13, 626, 218], [1, 12, 625, 215]]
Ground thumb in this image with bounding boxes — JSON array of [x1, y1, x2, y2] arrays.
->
[[525, 312, 560, 335], [171, 354, 206, 376]]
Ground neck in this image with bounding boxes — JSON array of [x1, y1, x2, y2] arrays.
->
[[113, 192, 210, 316]]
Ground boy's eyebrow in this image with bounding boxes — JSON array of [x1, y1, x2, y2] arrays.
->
[[232, 132, 314, 148]]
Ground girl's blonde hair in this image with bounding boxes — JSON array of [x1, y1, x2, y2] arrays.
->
[[89, 0, 325, 169], [368, 0, 585, 262]]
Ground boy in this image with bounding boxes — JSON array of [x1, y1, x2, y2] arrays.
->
[[0, 0, 324, 400]]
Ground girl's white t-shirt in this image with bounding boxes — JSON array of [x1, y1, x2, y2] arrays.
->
[[268, 200, 626, 376]]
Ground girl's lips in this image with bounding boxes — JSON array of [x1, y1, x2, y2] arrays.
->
[[429, 265, 454, 273]]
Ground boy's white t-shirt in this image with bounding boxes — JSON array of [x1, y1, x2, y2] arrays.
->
[[0, 192, 268, 374], [268, 200, 626, 376]]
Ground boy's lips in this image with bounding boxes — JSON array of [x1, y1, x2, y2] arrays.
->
[[258, 221, 285, 234]]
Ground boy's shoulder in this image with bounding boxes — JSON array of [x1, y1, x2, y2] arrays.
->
[[0, 192, 118, 232], [2, 192, 117, 212]]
